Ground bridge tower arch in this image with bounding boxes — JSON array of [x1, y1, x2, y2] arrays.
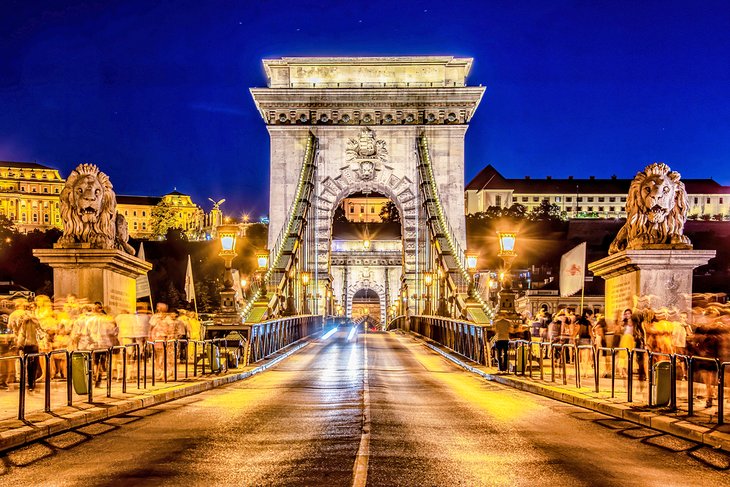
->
[[249, 56, 487, 319]]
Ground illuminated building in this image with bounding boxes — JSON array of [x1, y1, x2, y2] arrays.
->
[[0, 161, 64, 232]]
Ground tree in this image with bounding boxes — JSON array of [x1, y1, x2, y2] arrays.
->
[[0, 214, 17, 249], [528, 200, 565, 222], [150, 201, 185, 239], [378, 201, 401, 223]]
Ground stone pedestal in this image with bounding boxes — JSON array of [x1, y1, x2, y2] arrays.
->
[[33, 247, 153, 315], [588, 249, 715, 328]]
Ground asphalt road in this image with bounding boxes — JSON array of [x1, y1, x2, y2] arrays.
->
[[1, 330, 728, 486]]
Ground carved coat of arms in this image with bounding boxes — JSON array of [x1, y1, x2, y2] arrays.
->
[[345, 128, 388, 181]]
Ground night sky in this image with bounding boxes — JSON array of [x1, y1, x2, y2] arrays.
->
[[1, 0, 729, 218]]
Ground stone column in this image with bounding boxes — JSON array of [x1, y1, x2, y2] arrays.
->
[[34, 246, 152, 316], [588, 249, 715, 329]]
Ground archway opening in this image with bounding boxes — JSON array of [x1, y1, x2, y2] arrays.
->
[[351, 288, 381, 324]]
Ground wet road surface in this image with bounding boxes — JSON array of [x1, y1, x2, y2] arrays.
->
[[1, 330, 728, 486]]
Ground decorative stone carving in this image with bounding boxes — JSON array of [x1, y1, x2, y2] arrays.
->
[[57, 163, 135, 255], [608, 162, 692, 254], [345, 128, 388, 181]]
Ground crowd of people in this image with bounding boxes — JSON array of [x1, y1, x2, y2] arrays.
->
[[0, 295, 202, 392], [528, 301, 730, 408]]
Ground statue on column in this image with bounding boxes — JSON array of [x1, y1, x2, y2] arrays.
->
[[57, 163, 135, 255], [608, 162, 692, 254]]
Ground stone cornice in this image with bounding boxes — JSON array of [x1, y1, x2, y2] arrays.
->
[[588, 249, 716, 279], [250, 86, 485, 125]]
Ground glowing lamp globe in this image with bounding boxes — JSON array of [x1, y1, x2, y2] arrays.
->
[[497, 231, 517, 256], [256, 251, 269, 270]]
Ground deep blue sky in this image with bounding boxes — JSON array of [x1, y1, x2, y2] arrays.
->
[[1, 0, 729, 218]]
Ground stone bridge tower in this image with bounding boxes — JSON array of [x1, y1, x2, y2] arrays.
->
[[250, 56, 484, 316]]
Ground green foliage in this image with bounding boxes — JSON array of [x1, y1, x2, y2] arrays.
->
[[150, 201, 185, 239], [378, 201, 401, 223], [468, 203, 527, 221], [527, 200, 565, 222]]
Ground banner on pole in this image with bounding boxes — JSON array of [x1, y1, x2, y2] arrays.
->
[[184, 254, 196, 302], [559, 242, 586, 298], [135, 242, 151, 298]]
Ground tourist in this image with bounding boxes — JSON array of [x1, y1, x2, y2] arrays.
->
[[16, 314, 43, 392]]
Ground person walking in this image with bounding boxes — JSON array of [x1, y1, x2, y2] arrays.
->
[[16, 315, 42, 392], [493, 313, 513, 373]]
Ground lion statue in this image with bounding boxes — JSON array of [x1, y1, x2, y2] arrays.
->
[[57, 163, 135, 255], [608, 162, 692, 254]]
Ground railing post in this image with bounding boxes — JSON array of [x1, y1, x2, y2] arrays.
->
[[44, 353, 52, 412], [87, 352, 94, 404], [18, 355, 26, 420], [687, 358, 694, 416], [627, 350, 634, 403], [669, 354, 677, 411], [718, 363, 726, 425], [648, 351, 654, 407], [122, 348, 127, 394], [611, 348, 616, 398], [174, 340, 179, 382], [67, 351, 73, 406], [107, 348, 112, 398]]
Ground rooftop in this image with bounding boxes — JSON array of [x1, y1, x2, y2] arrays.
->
[[0, 161, 57, 171], [262, 56, 475, 89], [467, 165, 730, 195]]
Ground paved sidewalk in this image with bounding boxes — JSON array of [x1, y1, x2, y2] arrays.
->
[[402, 332, 730, 453], [0, 340, 309, 453]]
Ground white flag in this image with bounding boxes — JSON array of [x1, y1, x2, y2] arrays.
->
[[560, 242, 586, 298], [135, 242, 151, 298], [184, 254, 196, 302]]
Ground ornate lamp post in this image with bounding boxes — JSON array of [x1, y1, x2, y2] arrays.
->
[[217, 223, 239, 318], [497, 231, 518, 315], [284, 267, 297, 316], [465, 250, 479, 302], [300, 271, 311, 314], [424, 272, 433, 315], [437, 267, 448, 317]]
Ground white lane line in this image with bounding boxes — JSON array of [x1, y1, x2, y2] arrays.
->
[[352, 332, 371, 487]]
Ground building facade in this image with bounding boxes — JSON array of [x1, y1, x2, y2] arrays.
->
[[465, 165, 730, 220], [0, 161, 206, 238], [0, 161, 64, 233], [341, 196, 389, 223]]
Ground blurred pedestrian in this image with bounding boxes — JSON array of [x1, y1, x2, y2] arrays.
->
[[16, 315, 42, 392]]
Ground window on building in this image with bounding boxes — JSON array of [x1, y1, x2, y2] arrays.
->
[[587, 197, 594, 202], [133, 210, 137, 217], [521, 197, 528, 202], [349, 207, 354, 213], [142, 211, 146, 216], [360, 206, 364, 213], [598, 197, 604, 202], [533, 197, 539, 202], [124, 210, 128, 216], [707, 198, 711, 204], [33, 214, 38, 222], [609, 197, 616, 202], [610, 206, 615, 212], [20, 186, 24, 191], [496, 195, 502, 207], [621, 197, 626, 202], [587, 206, 593, 211], [555, 196, 561, 203], [54, 188, 59, 194], [566, 206, 572, 212], [134, 222, 138, 229], [720, 198, 724, 204], [142, 223, 146, 229], [577, 206, 582, 211], [694, 197, 699, 204], [577, 197, 583, 202], [43, 187, 48, 193], [44, 214, 49, 223], [598, 206, 604, 212], [371, 207, 375, 213], [566, 197, 572, 202]]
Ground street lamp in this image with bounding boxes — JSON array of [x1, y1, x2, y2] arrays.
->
[[217, 223, 239, 316], [465, 250, 479, 302], [325, 287, 333, 316], [437, 267, 449, 317], [496, 230, 518, 315], [424, 272, 433, 315], [300, 271, 311, 314], [284, 266, 297, 316], [256, 251, 269, 270]]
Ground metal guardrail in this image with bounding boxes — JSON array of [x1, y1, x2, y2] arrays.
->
[[5, 316, 321, 421], [390, 315, 730, 426]]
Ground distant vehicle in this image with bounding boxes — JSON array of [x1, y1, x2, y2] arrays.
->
[[0, 281, 34, 301]]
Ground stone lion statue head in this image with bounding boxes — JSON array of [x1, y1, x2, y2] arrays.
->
[[58, 163, 117, 250], [608, 162, 692, 254]]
